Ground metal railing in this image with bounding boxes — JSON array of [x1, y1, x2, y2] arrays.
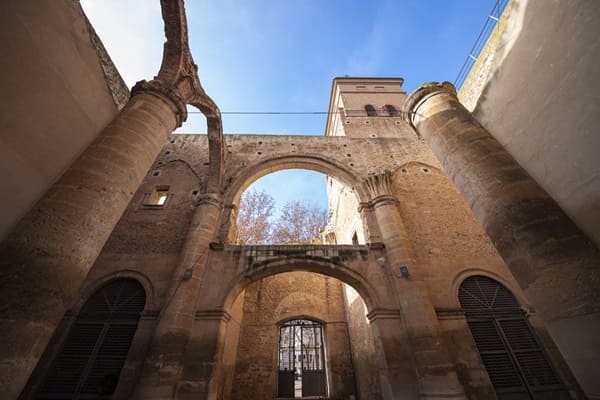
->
[[454, 0, 510, 90]]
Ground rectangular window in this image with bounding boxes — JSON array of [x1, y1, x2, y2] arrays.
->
[[144, 186, 170, 207]]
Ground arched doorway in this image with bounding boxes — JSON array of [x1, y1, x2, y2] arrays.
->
[[36, 278, 146, 399], [459, 275, 568, 399], [278, 318, 326, 398], [216, 269, 382, 400]]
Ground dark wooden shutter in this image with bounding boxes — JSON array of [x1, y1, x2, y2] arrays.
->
[[37, 279, 145, 399], [459, 276, 569, 399]]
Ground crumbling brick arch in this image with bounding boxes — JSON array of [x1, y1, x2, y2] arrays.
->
[[218, 153, 372, 245]]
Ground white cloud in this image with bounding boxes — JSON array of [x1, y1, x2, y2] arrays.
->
[[80, 0, 164, 88]]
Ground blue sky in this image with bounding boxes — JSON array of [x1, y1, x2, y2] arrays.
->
[[82, 0, 498, 211]]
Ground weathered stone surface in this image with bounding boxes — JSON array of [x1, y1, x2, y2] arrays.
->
[[405, 81, 598, 399]]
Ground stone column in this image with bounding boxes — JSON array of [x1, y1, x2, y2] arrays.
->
[[365, 172, 467, 399], [132, 194, 222, 399], [403, 82, 600, 398], [176, 309, 232, 400], [366, 309, 421, 399], [0, 79, 186, 399]]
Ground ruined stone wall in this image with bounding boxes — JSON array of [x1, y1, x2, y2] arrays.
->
[[230, 272, 356, 400], [0, 1, 128, 241], [389, 161, 585, 397], [158, 133, 434, 197], [84, 160, 201, 308], [22, 158, 202, 397]]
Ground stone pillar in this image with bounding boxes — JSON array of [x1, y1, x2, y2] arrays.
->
[[133, 194, 222, 399], [0, 79, 186, 399], [365, 172, 467, 399], [176, 310, 232, 400], [403, 82, 600, 398], [367, 309, 421, 399]]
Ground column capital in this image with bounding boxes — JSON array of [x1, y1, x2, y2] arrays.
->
[[402, 81, 459, 128], [364, 171, 398, 207], [196, 192, 223, 209], [131, 79, 188, 127]]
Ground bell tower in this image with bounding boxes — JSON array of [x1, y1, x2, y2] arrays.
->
[[324, 77, 413, 138]]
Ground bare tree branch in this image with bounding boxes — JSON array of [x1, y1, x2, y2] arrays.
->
[[271, 200, 328, 244], [236, 188, 275, 245]]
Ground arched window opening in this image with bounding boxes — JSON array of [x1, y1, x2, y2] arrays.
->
[[278, 319, 326, 398], [459, 276, 568, 399], [235, 169, 330, 245], [364, 104, 377, 117], [37, 279, 146, 399], [384, 104, 398, 116]]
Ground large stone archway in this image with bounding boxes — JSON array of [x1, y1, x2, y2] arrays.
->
[[177, 247, 416, 400]]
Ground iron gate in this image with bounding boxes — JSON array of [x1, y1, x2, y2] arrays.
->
[[278, 319, 326, 398]]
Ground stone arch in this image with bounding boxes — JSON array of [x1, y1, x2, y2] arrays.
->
[[71, 269, 156, 313], [221, 257, 380, 314], [224, 153, 368, 205], [156, 0, 224, 194], [219, 153, 371, 244], [450, 268, 530, 310], [277, 314, 327, 326]]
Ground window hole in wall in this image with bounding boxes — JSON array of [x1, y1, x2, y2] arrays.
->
[[369, 133, 377, 138], [345, 120, 350, 124], [165, 151, 170, 155], [395, 121, 402, 125], [401, 168, 407, 173], [343, 144, 347, 147], [258, 141, 263, 145], [257, 151, 262, 155], [422, 168, 429, 173], [364, 120, 371, 124], [145, 186, 170, 206], [157, 162, 163, 165], [346, 154, 351, 157], [203, 162, 210, 166], [349, 163, 354, 167], [240, 161, 247, 166], [192, 190, 199, 196], [152, 171, 160, 177]]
